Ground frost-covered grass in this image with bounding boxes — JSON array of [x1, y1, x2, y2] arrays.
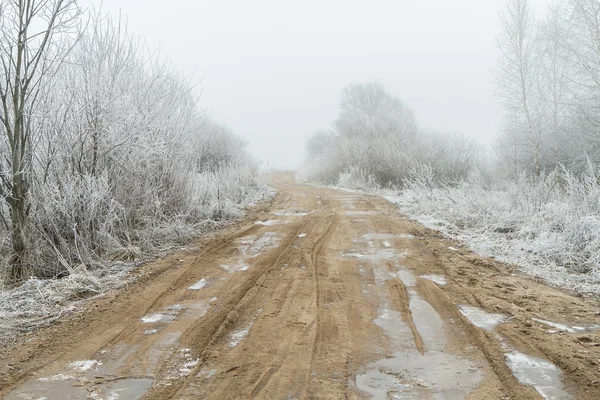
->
[[0, 262, 132, 340], [322, 164, 600, 295], [0, 166, 272, 341]]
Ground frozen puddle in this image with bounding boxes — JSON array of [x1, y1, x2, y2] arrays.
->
[[505, 351, 572, 399], [237, 232, 281, 257], [344, 210, 382, 216], [420, 274, 447, 286], [272, 209, 311, 217], [141, 312, 177, 324], [188, 277, 209, 290], [359, 305, 482, 397], [255, 219, 285, 226], [69, 360, 102, 372], [393, 269, 417, 287], [342, 248, 404, 263], [358, 266, 483, 398], [458, 305, 509, 331], [356, 350, 482, 399], [458, 308, 573, 398], [361, 233, 414, 241], [229, 322, 253, 347], [140, 301, 202, 326], [532, 317, 600, 334], [221, 262, 249, 273], [7, 366, 152, 400]]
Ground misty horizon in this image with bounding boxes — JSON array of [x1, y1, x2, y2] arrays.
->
[[82, 0, 523, 169]]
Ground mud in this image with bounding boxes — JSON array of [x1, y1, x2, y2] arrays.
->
[[2, 173, 600, 399]]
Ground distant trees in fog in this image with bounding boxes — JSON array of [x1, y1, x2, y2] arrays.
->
[[495, 0, 600, 177], [302, 82, 480, 187]]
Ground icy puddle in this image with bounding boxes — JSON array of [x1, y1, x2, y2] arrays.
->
[[420, 274, 447, 286], [357, 265, 483, 398], [7, 298, 211, 400], [141, 312, 177, 324], [221, 262, 249, 273], [255, 219, 285, 226], [188, 277, 209, 290], [505, 351, 572, 400], [272, 209, 312, 217], [229, 322, 253, 348], [237, 232, 281, 257], [6, 359, 153, 400], [458, 305, 509, 331], [344, 210, 382, 216], [361, 233, 414, 241], [458, 306, 573, 399], [5, 377, 153, 400], [532, 317, 600, 334], [342, 248, 404, 263]]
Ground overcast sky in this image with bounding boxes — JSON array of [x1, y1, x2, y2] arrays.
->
[[85, 0, 527, 169]]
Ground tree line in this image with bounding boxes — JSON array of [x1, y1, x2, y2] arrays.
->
[[0, 1, 263, 282]]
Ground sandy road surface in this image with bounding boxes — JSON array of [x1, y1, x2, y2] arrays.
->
[[2, 173, 600, 399]]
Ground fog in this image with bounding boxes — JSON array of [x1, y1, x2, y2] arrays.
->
[[86, 0, 518, 169]]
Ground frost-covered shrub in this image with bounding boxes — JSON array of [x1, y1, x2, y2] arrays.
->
[[388, 164, 600, 293], [0, 11, 269, 282]]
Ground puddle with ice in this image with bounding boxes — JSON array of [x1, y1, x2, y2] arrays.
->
[[69, 360, 101, 372], [420, 274, 447, 286], [395, 269, 417, 287], [505, 351, 572, 399], [141, 313, 176, 324], [188, 278, 209, 290], [458, 305, 509, 331], [356, 350, 483, 399], [361, 233, 414, 241], [6, 298, 212, 399], [297, 233, 307, 238], [7, 365, 152, 400], [221, 262, 249, 273], [255, 219, 285, 226], [237, 232, 280, 257], [409, 289, 447, 351], [357, 271, 483, 398], [342, 248, 403, 263], [532, 317, 600, 334], [272, 210, 311, 217], [457, 306, 573, 399], [229, 322, 253, 348], [344, 210, 382, 216]]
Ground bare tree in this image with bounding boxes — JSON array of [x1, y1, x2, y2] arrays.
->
[[0, 0, 80, 280], [495, 0, 545, 176]]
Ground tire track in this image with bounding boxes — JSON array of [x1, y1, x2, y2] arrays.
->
[[148, 216, 312, 399], [385, 279, 425, 354]]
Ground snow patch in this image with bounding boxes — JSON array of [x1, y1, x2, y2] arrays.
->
[[69, 360, 102, 372]]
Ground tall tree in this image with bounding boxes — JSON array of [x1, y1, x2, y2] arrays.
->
[[496, 0, 544, 176], [0, 0, 80, 280]]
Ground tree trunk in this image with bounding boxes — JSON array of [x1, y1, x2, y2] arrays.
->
[[9, 169, 27, 281]]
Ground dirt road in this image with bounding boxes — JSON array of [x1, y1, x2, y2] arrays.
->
[[1, 174, 600, 399]]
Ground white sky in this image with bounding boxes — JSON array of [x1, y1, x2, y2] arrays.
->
[[85, 0, 531, 169]]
